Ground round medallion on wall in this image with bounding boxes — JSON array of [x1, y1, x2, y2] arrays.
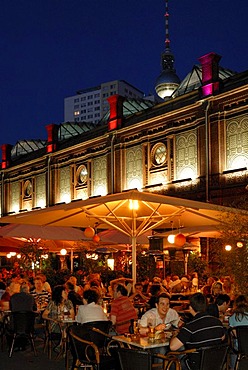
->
[[77, 165, 88, 185], [152, 143, 167, 166], [24, 180, 32, 197]]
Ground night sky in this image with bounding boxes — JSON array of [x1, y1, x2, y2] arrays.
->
[[0, 0, 247, 146]]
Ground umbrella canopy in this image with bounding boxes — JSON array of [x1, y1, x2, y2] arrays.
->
[[0, 223, 85, 241], [0, 190, 246, 281], [98, 229, 150, 245], [0, 236, 25, 255], [155, 225, 222, 239]]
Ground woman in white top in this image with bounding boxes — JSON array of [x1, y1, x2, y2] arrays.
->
[[76, 288, 108, 324]]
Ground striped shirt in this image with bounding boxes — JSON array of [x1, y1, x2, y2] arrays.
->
[[177, 312, 225, 369], [30, 289, 51, 308], [110, 295, 137, 334]]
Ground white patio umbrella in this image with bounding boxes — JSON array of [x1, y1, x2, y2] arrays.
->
[[1, 190, 246, 282], [0, 223, 86, 241]]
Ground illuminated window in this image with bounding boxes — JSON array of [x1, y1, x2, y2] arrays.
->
[[24, 180, 32, 198], [77, 165, 88, 185], [74, 111, 80, 116], [152, 143, 167, 165]]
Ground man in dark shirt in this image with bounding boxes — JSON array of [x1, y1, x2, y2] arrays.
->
[[64, 281, 83, 312], [10, 282, 36, 312], [170, 292, 226, 370]]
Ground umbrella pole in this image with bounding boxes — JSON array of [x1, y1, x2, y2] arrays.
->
[[131, 236, 137, 284], [70, 249, 73, 273]]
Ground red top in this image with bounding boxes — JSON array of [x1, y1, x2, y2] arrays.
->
[[111, 295, 137, 334]]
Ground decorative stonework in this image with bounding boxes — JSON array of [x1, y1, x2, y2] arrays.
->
[[10, 181, 20, 212], [59, 166, 71, 202], [226, 116, 248, 169], [175, 130, 197, 180], [75, 187, 88, 200], [36, 174, 46, 208], [92, 156, 107, 196], [126, 145, 143, 189]]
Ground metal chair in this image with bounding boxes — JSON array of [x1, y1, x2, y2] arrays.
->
[[168, 343, 228, 370], [69, 323, 121, 370], [43, 318, 63, 359], [229, 326, 248, 370], [8, 311, 37, 357], [117, 346, 180, 370]]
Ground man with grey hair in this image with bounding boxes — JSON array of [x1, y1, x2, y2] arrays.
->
[[10, 282, 36, 312]]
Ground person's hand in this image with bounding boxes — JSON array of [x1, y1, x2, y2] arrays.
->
[[155, 323, 166, 331]]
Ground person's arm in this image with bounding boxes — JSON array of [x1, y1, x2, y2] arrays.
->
[[42, 308, 50, 319], [69, 306, 75, 319], [169, 336, 184, 350], [110, 314, 116, 325]]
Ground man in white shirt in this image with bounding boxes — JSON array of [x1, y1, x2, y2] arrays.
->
[[76, 288, 108, 324], [140, 292, 180, 333]]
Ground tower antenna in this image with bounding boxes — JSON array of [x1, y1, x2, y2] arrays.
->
[[155, 0, 180, 99]]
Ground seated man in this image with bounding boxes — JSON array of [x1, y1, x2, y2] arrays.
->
[[30, 276, 51, 309], [76, 288, 108, 324], [10, 282, 36, 312], [206, 293, 230, 319], [170, 292, 226, 370], [129, 282, 149, 303], [140, 292, 180, 333], [110, 284, 137, 334], [64, 281, 83, 313]]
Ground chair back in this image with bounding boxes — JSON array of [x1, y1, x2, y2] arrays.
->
[[69, 324, 118, 370], [229, 326, 248, 370], [12, 311, 36, 334], [235, 326, 248, 355], [82, 320, 112, 349], [117, 347, 152, 370], [69, 325, 95, 365], [199, 343, 228, 370]]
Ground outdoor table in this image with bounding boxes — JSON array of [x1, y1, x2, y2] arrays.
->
[[113, 334, 170, 350]]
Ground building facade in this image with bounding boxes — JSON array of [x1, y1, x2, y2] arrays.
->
[[64, 79, 145, 124], [1, 52, 248, 220]]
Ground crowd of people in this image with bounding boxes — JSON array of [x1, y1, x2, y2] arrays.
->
[[0, 266, 247, 369]]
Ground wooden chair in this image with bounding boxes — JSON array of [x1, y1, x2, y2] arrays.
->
[[117, 346, 181, 370], [69, 323, 121, 370], [229, 326, 248, 370], [8, 311, 37, 357], [168, 343, 228, 370], [82, 320, 113, 352]]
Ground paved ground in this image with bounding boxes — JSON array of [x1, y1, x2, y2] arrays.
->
[[1, 338, 66, 370]]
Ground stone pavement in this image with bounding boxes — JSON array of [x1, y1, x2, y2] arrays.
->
[[1, 338, 66, 370]]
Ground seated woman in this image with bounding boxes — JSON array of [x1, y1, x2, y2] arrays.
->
[[42, 285, 75, 334], [76, 288, 108, 324], [229, 295, 248, 369]]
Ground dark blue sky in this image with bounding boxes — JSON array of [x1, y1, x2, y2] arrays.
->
[[0, 0, 247, 146]]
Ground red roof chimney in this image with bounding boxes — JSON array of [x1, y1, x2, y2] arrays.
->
[[198, 52, 221, 96], [1, 144, 12, 169], [107, 95, 124, 130], [46, 124, 59, 153]]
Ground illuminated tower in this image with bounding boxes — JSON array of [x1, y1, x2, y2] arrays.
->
[[155, 0, 180, 99]]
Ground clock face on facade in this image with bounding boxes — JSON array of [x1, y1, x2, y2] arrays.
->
[[153, 143, 167, 165], [78, 165, 88, 184], [24, 180, 32, 197]]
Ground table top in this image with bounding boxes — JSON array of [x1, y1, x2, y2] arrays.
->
[[113, 334, 170, 349]]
